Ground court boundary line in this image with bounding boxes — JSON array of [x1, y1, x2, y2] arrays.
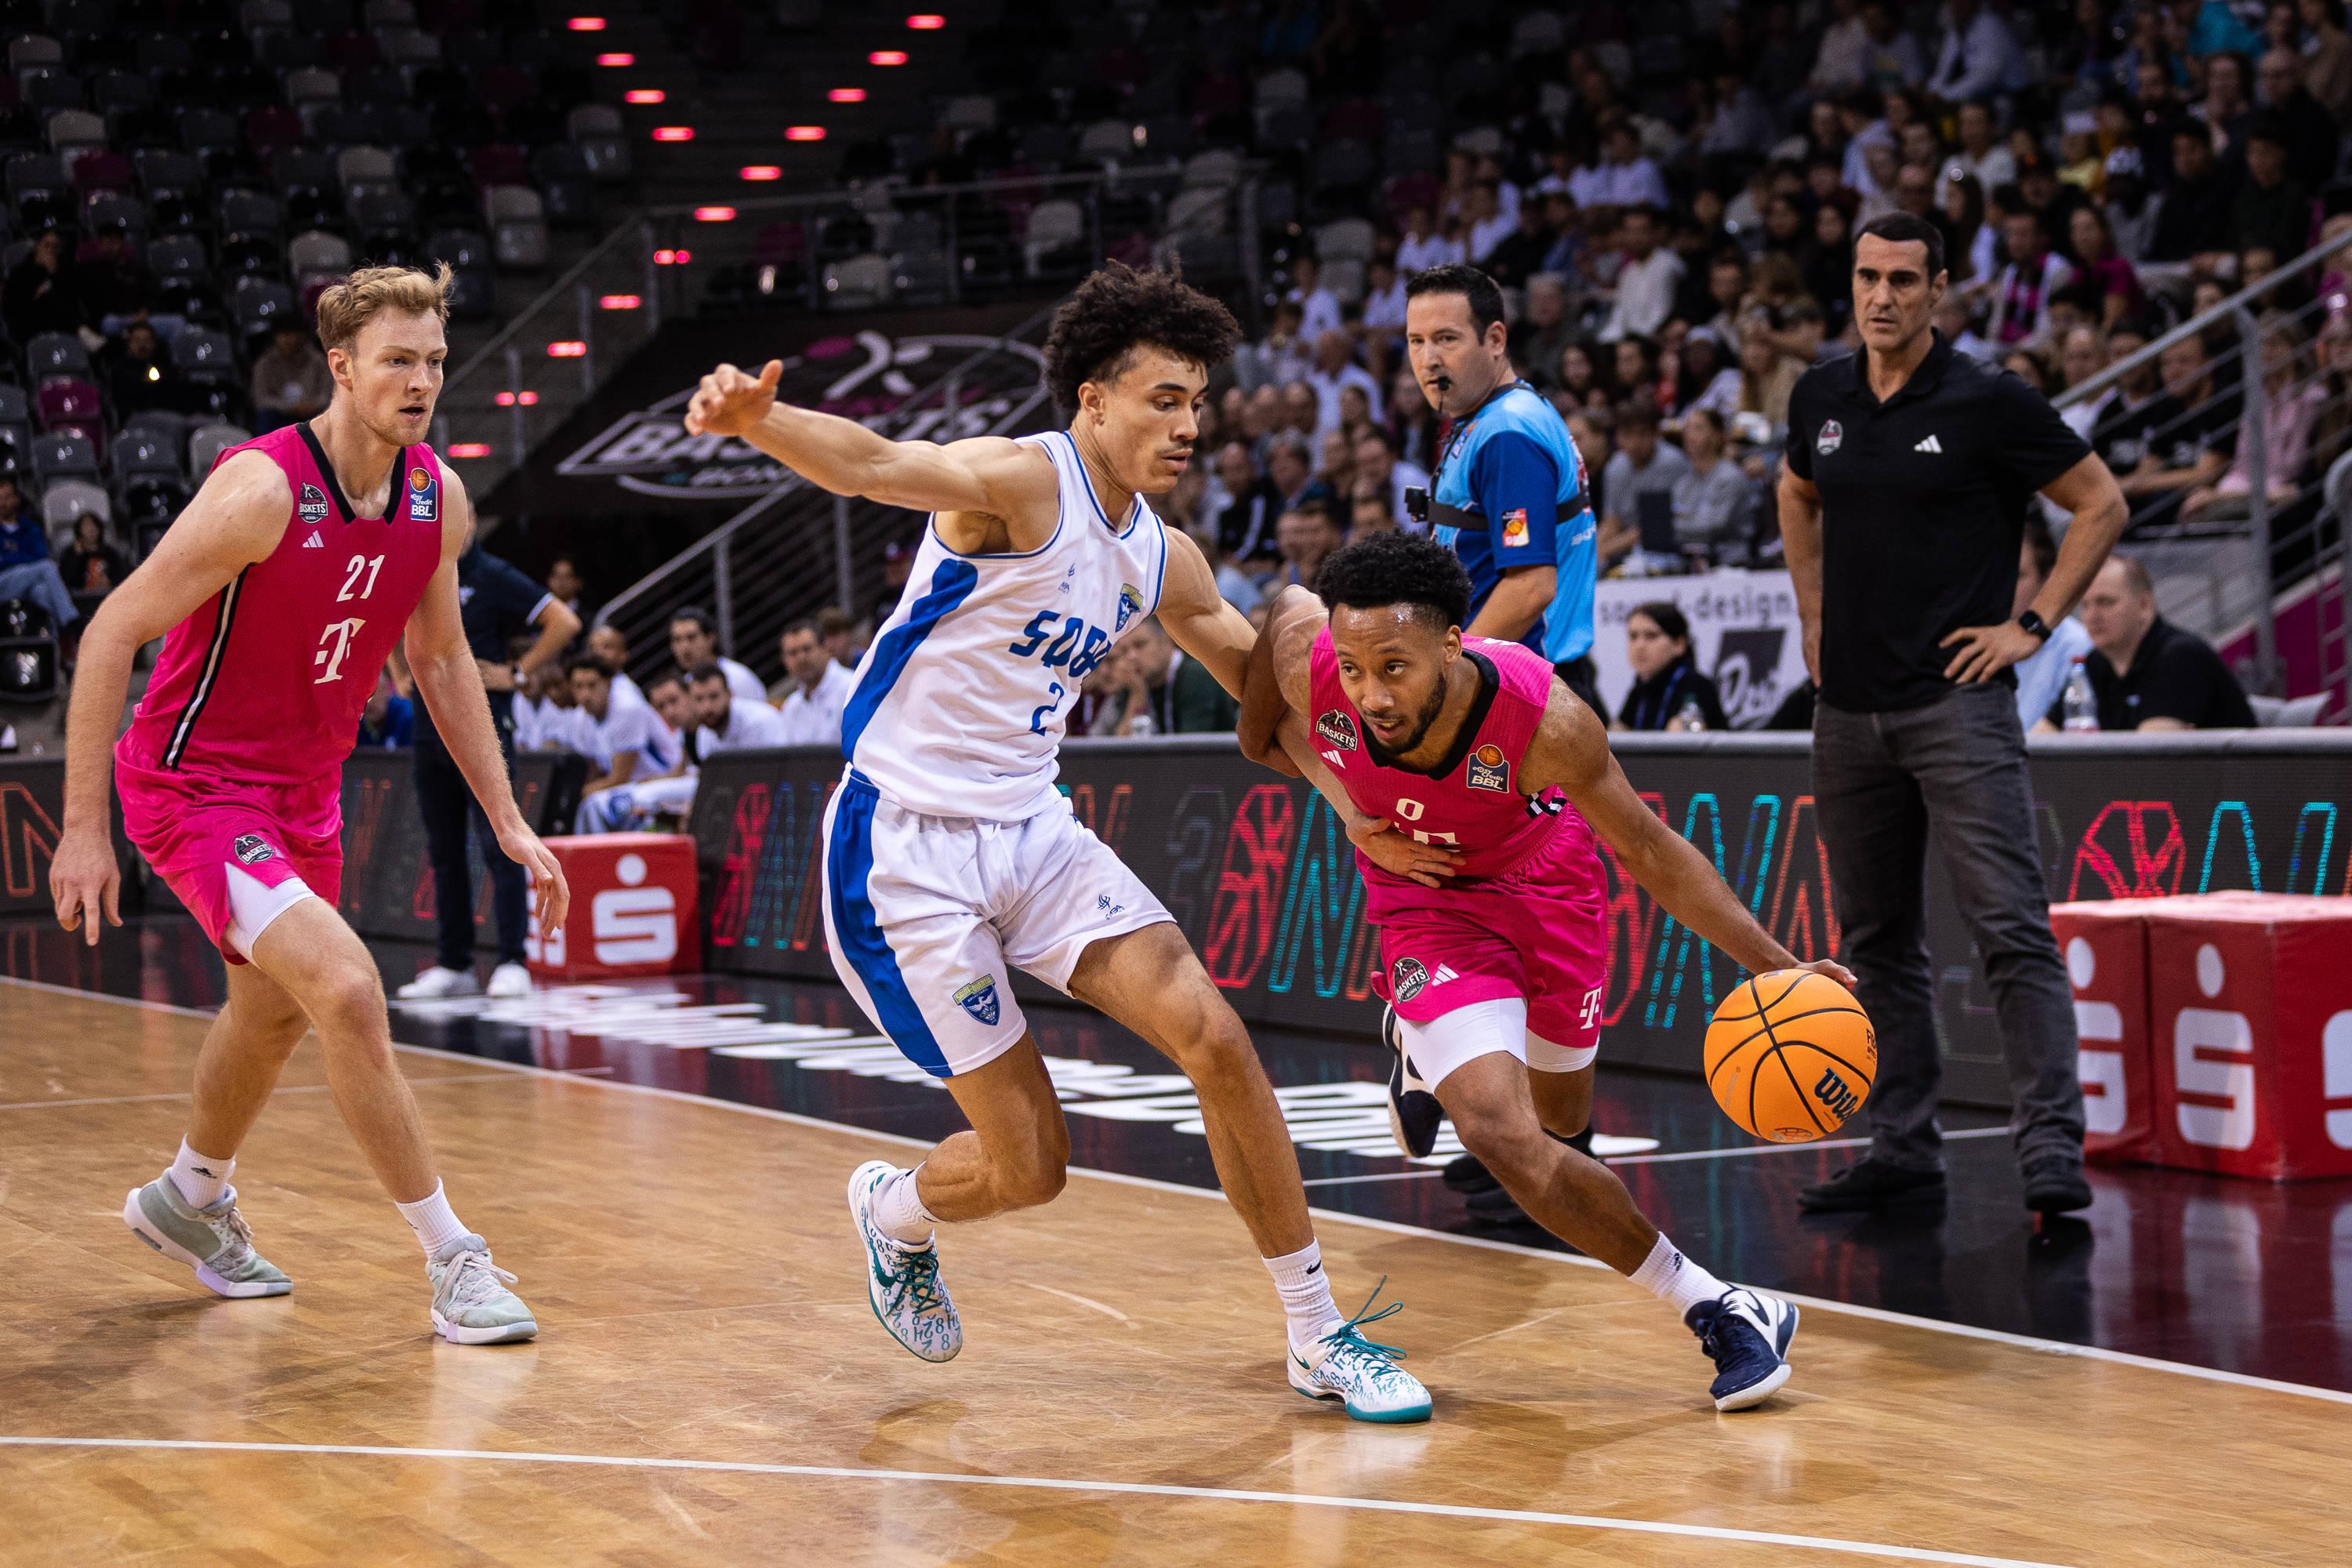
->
[[12, 974, 2351, 1410], [0, 1433, 2077, 1568], [1301, 1125, 2015, 1184]]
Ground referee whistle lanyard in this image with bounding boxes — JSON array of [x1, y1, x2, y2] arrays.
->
[[1429, 378, 1534, 505], [1631, 662, 1689, 731]]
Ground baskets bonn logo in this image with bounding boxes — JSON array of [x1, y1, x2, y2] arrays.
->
[[555, 329, 1046, 500], [1816, 418, 1844, 456]]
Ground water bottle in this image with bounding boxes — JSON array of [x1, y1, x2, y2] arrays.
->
[[1674, 699, 1706, 731], [2061, 657, 2099, 732], [1127, 709, 1156, 737]]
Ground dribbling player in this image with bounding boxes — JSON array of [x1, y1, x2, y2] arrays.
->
[[1242, 533, 1855, 1410], [684, 265, 1431, 1421], [49, 264, 568, 1344]]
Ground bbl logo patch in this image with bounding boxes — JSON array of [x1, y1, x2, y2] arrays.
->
[[953, 976, 1000, 1028], [1392, 956, 1429, 1003], [297, 482, 330, 527], [1465, 742, 1510, 792], [1115, 582, 1144, 633], [1816, 419, 1843, 456], [407, 464, 437, 521], [230, 833, 274, 866], [1500, 507, 1530, 547], [1314, 710, 1359, 750]]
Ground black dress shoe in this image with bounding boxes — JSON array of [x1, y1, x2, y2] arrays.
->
[[2021, 1154, 2092, 1214], [1798, 1156, 1947, 1213]]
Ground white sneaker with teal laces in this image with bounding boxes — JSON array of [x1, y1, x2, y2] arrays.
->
[[122, 1177, 292, 1298], [848, 1160, 961, 1363], [426, 1233, 539, 1345], [1287, 1279, 1432, 1423]]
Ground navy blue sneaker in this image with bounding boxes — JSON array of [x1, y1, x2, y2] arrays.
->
[[1381, 1005, 1444, 1160], [1684, 1288, 1798, 1411]]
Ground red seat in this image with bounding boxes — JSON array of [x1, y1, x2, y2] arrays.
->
[[68, 149, 129, 194], [466, 142, 528, 187], [36, 378, 102, 433], [244, 105, 303, 157], [472, 64, 532, 115]]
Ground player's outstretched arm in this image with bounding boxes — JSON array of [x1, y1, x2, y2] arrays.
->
[[402, 462, 569, 936], [1522, 685, 1853, 987], [682, 358, 1054, 525], [51, 451, 290, 943]]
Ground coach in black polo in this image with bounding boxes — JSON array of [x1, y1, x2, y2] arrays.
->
[[1777, 213, 2129, 1217]]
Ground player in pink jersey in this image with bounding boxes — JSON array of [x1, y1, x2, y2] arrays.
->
[[48, 264, 569, 1345], [1242, 533, 1856, 1410]]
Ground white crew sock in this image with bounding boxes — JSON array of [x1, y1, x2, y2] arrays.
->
[[1628, 1233, 1731, 1317], [872, 1165, 939, 1247], [1264, 1239, 1342, 1349], [394, 1181, 474, 1258], [167, 1138, 233, 1209]]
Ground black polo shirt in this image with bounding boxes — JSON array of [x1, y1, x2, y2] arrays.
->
[[2081, 617, 2256, 730], [414, 546, 554, 738], [1785, 330, 2092, 711]]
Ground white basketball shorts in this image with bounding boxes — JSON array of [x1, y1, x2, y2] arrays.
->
[[818, 770, 1171, 1077]]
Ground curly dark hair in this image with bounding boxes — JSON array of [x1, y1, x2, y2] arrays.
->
[[1313, 532, 1472, 633], [1040, 263, 1241, 419]]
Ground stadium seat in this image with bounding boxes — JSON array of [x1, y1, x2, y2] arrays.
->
[[1022, 199, 1086, 277], [245, 103, 305, 158], [1315, 216, 1376, 264], [187, 421, 249, 474], [35, 379, 102, 435], [0, 384, 27, 428], [0, 423, 28, 476], [466, 143, 527, 189], [133, 148, 200, 201], [172, 328, 239, 386], [287, 227, 351, 282], [1076, 120, 1134, 163], [114, 425, 181, 477], [20, 70, 82, 114], [335, 144, 397, 198], [146, 231, 209, 286], [482, 183, 546, 269], [942, 96, 996, 135], [283, 66, 339, 106], [230, 276, 298, 339], [31, 430, 96, 483], [42, 475, 107, 529], [82, 191, 146, 241], [1164, 187, 1227, 240], [68, 148, 129, 196], [118, 474, 189, 540], [350, 187, 419, 256], [423, 226, 488, 271], [531, 143, 594, 228], [888, 248, 954, 306], [0, 597, 58, 702], [217, 188, 284, 238], [23, 332, 89, 382], [823, 253, 893, 310], [7, 38, 61, 73]]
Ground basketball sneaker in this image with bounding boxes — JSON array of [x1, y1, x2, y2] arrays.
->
[[397, 965, 480, 1000], [426, 1233, 539, 1345], [486, 963, 532, 999], [122, 1177, 292, 1298], [1287, 1279, 1432, 1423], [1685, 1287, 1798, 1411], [848, 1160, 961, 1363], [1381, 1005, 1443, 1160]]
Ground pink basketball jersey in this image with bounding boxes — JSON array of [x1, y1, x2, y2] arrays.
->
[[119, 423, 445, 787], [1305, 628, 1592, 880]]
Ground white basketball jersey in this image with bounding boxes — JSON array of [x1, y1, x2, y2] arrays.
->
[[842, 429, 1170, 822]]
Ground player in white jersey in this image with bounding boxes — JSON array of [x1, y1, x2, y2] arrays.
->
[[685, 266, 1432, 1421]]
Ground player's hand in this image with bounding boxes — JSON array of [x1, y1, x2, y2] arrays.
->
[[499, 823, 570, 939], [1348, 816, 1464, 889], [1940, 619, 2042, 684], [1794, 956, 1858, 991], [49, 829, 121, 947], [684, 359, 782, 438]]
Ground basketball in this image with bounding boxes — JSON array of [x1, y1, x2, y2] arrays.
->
[[1704, 971, 1877, 1143]]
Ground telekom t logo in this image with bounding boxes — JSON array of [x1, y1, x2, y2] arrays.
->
[[313, 616, 366, 684], [2175, 942, 2255, 1151], [593, 851, 678, 964]]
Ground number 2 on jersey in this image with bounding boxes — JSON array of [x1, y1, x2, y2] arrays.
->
[[1029, 681, 1066, 735]]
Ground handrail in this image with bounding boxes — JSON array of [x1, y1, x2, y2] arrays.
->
[[2055, 227, 2352, 412], [633, 162, 1254, 222], [592, 301, 1058, 638]]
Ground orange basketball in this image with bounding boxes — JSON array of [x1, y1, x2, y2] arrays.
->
[[1704, 971, 1877, 1143]]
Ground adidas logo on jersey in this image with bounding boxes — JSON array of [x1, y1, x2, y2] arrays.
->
[[302, 531, 325, 548], [1914, 434, 1944, 453]]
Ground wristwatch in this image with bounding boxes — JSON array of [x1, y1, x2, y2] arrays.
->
[[2015, 609, 2050, 643]]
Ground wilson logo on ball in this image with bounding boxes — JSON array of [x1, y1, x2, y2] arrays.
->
[[1813, 1069, 1860, 1122]]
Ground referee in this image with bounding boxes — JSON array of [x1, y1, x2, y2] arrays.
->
[[395, 544, 579, 1000], [1777, 213, 2126, 1216], [1401, 263, 1603, 714]]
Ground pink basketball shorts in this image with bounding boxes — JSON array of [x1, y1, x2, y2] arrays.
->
[[1364, 822, 1609, 1054], [116, 755, 343, 965]]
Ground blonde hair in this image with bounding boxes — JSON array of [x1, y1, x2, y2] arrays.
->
[[314, 261, 453, 356]]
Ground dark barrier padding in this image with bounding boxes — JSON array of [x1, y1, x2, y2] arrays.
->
[[684, 732, 2352, 1106], [336, 750, 586, 941], [0, 757, 140, 916]]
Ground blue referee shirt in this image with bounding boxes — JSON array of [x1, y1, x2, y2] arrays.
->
[[1430, 379, 1596, 662]]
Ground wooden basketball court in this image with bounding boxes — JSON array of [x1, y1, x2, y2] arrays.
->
[[4, 977, 2343, 1566]]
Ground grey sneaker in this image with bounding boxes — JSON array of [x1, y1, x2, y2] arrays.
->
[[426, 1233, 539, 1345], [122, 1178, 292, 1298], [848, 1160, 961, 1363]]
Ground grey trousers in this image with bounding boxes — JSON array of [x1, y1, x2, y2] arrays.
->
[[1811, 682, 2085, 1172]]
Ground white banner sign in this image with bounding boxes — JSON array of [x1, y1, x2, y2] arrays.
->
[[1588, 569, 1806, 729]]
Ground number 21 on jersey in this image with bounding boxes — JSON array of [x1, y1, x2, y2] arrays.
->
[[315, 554, 383, 684]]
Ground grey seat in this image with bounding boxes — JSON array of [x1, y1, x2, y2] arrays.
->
[[187, 421, 251, 474]]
